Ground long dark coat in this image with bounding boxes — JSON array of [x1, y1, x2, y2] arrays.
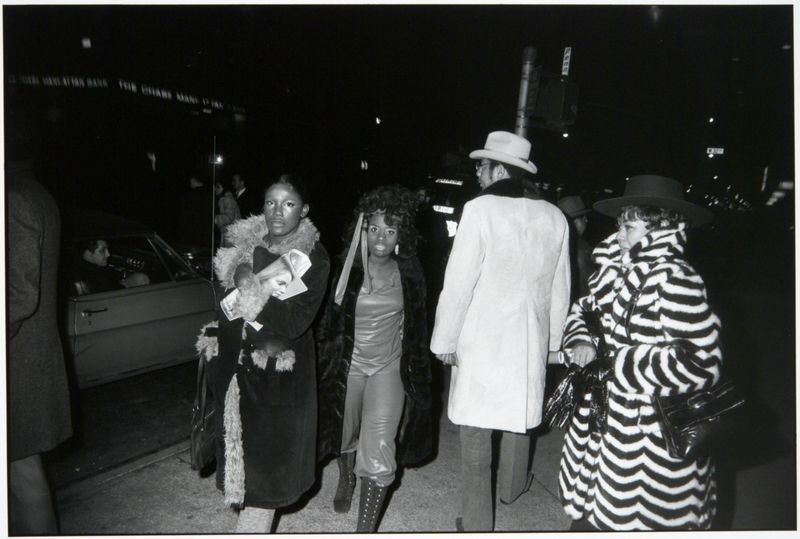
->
[[208, 216, 330, 509], [7, 164, 72, 461], [316, 254, 432, 466]]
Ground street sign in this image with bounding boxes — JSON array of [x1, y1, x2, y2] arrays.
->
[[561, 47, 572, 77]]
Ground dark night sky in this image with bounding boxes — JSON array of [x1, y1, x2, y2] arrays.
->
[[3, 4, 794, 239]]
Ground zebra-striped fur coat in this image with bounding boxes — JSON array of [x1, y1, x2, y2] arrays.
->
[[558, 225, 722, 530]]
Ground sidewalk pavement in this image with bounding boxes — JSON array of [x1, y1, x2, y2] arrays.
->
[[56, 415, 572, 534]]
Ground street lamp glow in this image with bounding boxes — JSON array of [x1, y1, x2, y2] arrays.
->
[[375, 117, 381, 125], [713, 175, 719, 180], [708, 117, 714, 123], [562, 132, 569, 138]]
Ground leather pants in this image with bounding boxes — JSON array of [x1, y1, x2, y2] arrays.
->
[[340, 366, 405, 487]]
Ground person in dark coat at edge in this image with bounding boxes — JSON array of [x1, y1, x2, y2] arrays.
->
[[232, 172, 264, 218], [316, 185, 433, 533], [195, 174, 330, 533], [7, 100, 73, 534], [557, 194, 596, 302], [178, 175, 214, 249]]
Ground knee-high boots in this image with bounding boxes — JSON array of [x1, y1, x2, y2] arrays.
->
[[333, 452, 357, 513], [356, 478, 388, 533]]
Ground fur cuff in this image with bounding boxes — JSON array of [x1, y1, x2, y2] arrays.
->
[[195, 321, 219, 362], [251, 349, 296, 372], [275, 350, 296, 372], [235, 272, 270, 322]]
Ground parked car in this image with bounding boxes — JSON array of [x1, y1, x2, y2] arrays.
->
[[61, 209, 217, 388], [173, 243, 213, 280]]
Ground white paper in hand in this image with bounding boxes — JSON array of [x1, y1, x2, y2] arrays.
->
[[257, 249, 312, 301], [220, 288, 240, 321]]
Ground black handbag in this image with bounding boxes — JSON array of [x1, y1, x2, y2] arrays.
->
[[617, 283, 746, 460], [544, 310, 611, 432], [543, 363, 583, 430], [190, 355, 217, 471], [653, 375, 745, 459]]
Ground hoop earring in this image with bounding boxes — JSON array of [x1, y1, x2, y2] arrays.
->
[[394, 244, 399, 256]]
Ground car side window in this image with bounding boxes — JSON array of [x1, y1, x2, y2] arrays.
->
[[148, 237, 197, 282], [105, 237, 170, 285], [64, 235, 199, 297], [64, 237, 159, 296]]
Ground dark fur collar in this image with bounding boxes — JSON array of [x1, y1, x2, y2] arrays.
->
[[476, 177, 541, 201]]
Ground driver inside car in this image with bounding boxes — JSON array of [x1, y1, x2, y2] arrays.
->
[[72, 239, 150, 295]]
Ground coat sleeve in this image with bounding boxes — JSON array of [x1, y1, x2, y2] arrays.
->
[[313, 265, 339, 345], [561, 293, 601, 355], [314, 264, 344, 373], [562, 234, 622, 356], [613, 266, 723, 396], [399, 257, 433, 465], [254, 248, 331, 340], [548, 219, 571, 351], [8, 191, 42, 338], [408, 257, 432, 393], [429, 202, 484, 354]]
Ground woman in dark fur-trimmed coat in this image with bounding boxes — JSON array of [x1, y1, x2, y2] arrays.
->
[[316, 185, 432, 532], [199, 175, 330, 534]]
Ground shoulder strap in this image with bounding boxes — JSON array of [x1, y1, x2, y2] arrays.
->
[[194, 357, 208, 416]]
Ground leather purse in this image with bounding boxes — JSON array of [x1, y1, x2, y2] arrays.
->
[[619, 282, 746, 460], [543, 363, 583, 430], [190, 354, 217, 471], [653, 375, 745, 459], [544, 310, 611, 432]]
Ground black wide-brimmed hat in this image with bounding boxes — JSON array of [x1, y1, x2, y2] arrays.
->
[[593, 175, 713, 227]]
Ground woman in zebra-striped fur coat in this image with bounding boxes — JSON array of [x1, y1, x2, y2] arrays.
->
[[558, 175, 721, 530]]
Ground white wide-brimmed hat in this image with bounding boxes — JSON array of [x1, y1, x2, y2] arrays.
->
[[469, 131, 538, 174]]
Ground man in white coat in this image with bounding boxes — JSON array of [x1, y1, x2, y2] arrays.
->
[[431, 131, 570, 532]]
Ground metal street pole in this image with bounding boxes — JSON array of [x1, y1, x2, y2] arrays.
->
[[210, 136, 217, 254], [514, 46, 538, 138]]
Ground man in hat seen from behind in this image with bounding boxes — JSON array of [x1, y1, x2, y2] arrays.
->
[[430, 131, 571, 531], [557, 195, 595, 301]]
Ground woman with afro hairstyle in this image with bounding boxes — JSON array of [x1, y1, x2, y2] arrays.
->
[[316, 185, 433, 532]]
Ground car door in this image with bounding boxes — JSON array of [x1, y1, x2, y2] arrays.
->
[[66, 234, 216, 388]]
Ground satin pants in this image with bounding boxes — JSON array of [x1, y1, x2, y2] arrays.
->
[[340, 366, 405, 487]]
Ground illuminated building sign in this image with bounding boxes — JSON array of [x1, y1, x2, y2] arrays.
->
[[706, 147, 725, 155], [7, 73, 244, 115], [435, 178, 464, 186], [433, 205, 455, 215]]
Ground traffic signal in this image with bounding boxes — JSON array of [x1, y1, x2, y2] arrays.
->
[[531, 79, 579, 127]]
